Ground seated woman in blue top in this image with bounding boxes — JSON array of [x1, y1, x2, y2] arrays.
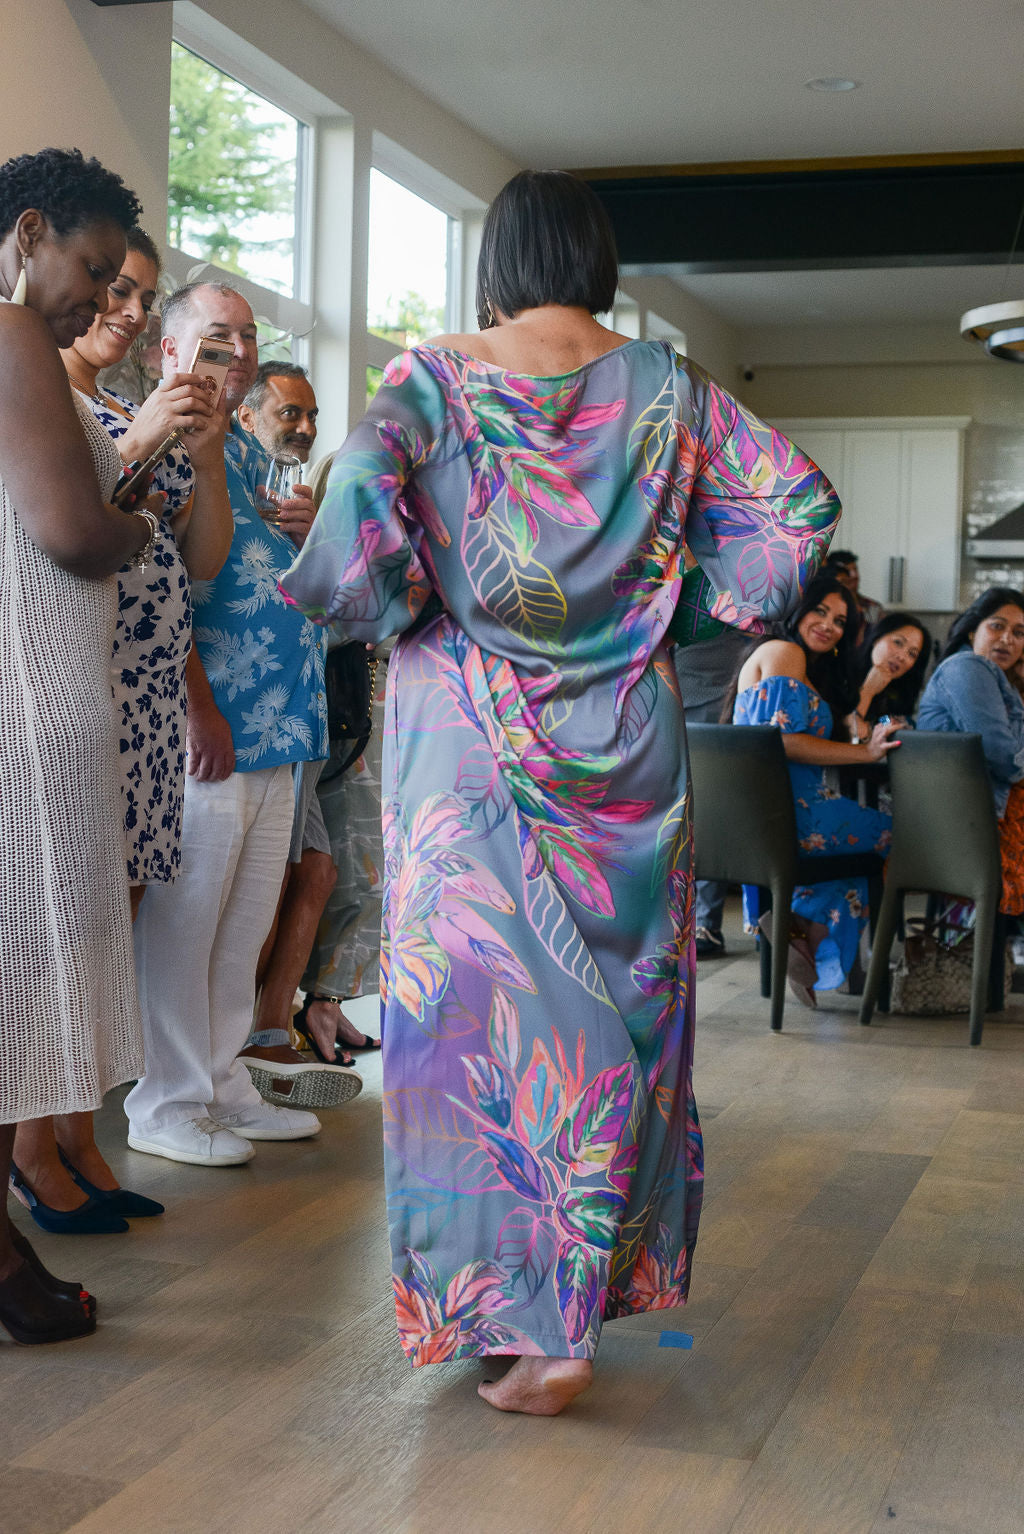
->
[[732, 574, 900, 1005], [917, 586, 1024, 915]]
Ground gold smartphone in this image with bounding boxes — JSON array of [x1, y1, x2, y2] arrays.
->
[[186, 334, 235, 405]]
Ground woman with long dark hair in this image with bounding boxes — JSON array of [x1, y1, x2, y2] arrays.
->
[[919, 586, 1024, 914], [281, 169, 840, 1414], [732, 573, 898, 1004], [848, 610, 931, 736]]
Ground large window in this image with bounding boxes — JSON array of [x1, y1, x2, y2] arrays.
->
[[366, 170, 452, 401], [168, 42, 309, 300]]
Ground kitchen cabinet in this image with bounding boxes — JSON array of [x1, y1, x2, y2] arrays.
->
[[771, 417, 969, 611]]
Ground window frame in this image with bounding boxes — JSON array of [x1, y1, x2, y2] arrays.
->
[[167, 23, 317, 359]]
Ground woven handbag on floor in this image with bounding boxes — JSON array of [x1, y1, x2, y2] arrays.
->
[[890, 917, 1012, 1015]]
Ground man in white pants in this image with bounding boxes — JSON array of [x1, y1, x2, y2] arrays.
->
[[126, 282, 330, 1165]]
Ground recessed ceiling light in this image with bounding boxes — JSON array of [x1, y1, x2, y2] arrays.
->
[[805, 77, 861, 92]]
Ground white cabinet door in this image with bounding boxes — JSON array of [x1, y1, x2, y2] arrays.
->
[[772, 418, 964, 610], [842, 432, 903, 605], [902, 430, 962, 611]]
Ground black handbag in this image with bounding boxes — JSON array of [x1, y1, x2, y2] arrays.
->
[[323, 642, 378, 780]]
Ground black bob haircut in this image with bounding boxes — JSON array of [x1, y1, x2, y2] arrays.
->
[[475, 170, 619, 328], [0, 147, 142, 243], [941, 585, 1024, 662], [853, 610, 932, 720]]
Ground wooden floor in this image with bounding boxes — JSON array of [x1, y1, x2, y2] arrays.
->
[[7, 911, 1024, 1534]]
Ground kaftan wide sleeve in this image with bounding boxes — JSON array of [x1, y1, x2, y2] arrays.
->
[[679, 360, 841, 635], [280, 351, 439, 641]]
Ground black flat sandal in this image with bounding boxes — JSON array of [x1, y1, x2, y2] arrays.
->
[[293, 995, 357, 1067]]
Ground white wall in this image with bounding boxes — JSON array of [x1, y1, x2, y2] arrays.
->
[[0, 0, 519, 444], [0, 0, 172, 233], [619, 272, 740, 386], [739, 326, 1024, 605]]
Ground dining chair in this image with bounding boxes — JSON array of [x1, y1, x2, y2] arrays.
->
[[687, 723, 886, 1031], [858, 731, 1004, 1045]]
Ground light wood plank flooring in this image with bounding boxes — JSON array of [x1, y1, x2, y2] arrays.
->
[[6, 907, 1024, 1534]]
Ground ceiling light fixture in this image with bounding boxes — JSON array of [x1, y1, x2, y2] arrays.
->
[[960, 196, 1024, 362], [960, 302, 1024, 362], [805, 77, 861, 92]]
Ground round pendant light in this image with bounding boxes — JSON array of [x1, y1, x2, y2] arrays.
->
[[960, 300, 1024, 362]]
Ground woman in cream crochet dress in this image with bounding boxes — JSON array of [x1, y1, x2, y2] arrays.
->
[[0, 148, 156, 1345]]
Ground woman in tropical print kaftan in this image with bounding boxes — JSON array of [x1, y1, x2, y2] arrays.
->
[[281, 172, 840, 1412]]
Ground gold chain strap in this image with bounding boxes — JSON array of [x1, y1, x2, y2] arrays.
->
[[367, 658, 380, 725]]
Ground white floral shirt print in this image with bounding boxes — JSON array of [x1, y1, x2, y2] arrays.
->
[[192, 420, 328, 770]]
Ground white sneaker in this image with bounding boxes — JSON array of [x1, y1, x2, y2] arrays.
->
[[127, 1116, 254, 1166], [214, 1102, 321, 1141]]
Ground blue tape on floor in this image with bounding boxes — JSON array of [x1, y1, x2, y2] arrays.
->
[[658, 1330, 693, 1349]]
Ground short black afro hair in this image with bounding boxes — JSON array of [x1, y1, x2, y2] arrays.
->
[[0, 147, 142, 243]]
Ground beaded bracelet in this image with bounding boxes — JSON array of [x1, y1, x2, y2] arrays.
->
[[127, 508, 160, 571]]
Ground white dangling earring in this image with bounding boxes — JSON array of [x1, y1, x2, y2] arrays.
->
[[11, 254, 27, 306]]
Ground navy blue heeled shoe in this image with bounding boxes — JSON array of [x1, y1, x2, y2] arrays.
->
[[9, 1162, 129, 1235], [57, 1149, 164, 1219]]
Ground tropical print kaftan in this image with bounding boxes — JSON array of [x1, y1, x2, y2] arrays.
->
[[281, 340, 840, 1363]]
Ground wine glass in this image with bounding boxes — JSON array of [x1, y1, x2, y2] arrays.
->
[[257, 453, 301, 526]]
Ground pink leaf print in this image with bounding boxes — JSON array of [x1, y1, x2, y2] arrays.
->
[[533, 825, 615, 917], [554, 1189, 625, 1252], [513, 1038, 566, 1148], [461, 1054, 514, 1130], [557, 1062, 636, 1173], [555, 1238, 601, 1345], [488, 988, 522, 1073], [503, 452, 601, 529], [433, 851, 517, 912], [594, 798, 655, 824], [442, 1260, 514, 1321], [479, 1128, 550, 1202], [390, 929, 449, 1021], [569, 400, 627, 431], [432, 904, 536, 992]]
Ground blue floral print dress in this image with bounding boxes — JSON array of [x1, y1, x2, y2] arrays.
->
[[734, 675, 892, 990], [78, 386, 194, 884], [281, 340, 840, 1364]]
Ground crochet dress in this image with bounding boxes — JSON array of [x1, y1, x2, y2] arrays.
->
[[0, 356, 142, 1123]]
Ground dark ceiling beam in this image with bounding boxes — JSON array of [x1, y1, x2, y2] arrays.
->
[[584, 158, 1024, 272]]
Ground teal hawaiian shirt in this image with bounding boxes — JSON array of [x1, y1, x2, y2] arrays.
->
[[191, 420, 328, 771]]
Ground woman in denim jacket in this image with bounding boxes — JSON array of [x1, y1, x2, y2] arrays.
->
[[918, 586, 1024, 911]]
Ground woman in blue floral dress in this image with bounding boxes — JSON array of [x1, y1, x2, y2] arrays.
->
[[282, 172, 840, 1414], [733, 574, 898, 1003]]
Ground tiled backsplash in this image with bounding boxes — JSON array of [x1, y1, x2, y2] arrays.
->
[[963, 422, 1024, 604]]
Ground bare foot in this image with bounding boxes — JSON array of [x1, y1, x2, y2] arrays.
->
[[302, 999, 357, 1064], [333, 1003, 380, 1051], [478, 1357, 593, 1415]]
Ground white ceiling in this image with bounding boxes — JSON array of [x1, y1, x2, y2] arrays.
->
[[634, 263, 1021, 327], [303, 0, 1024, 168], [303, 0, 1024, 332]]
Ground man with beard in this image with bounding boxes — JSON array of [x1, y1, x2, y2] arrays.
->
[[238, 362, 319, 464], [126, 286, 355, 1168], [236, 363, 373, 1084]]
